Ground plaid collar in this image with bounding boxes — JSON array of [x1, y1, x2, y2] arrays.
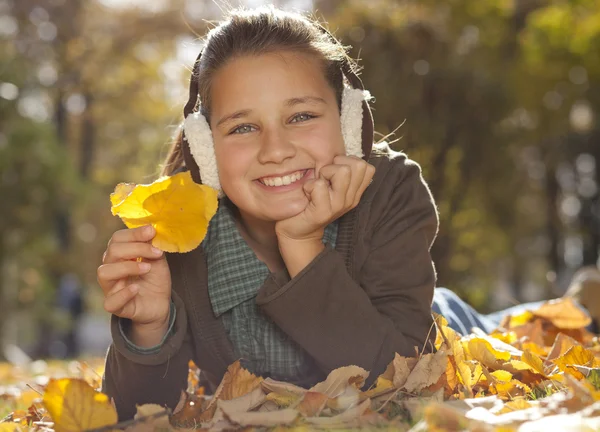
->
[[202, 198, 339, 317]]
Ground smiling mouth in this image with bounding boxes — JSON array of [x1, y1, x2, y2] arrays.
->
[[258, 169, 309, 187]]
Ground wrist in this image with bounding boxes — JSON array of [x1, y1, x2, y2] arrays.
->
[[278, 237, 325, 279], [129, 311, 170, 348]]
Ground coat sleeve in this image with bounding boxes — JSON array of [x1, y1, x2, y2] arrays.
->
[[101, 289, 193, 421], [256, 155, 439, 384]]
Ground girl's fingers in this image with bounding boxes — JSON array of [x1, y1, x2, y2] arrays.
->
[[333, 155, 370, 206], [103, 284, 139, 317], [97, 261, 151, 294], [103, 241, 163, 265], [304, 178, 332, 221], [109, 225, 155, 245], [319, 164, 352, 210]]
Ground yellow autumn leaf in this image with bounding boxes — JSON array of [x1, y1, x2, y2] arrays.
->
[[491, 379, 531, 400], [110, 171, 218, 253], [42, 378, 118, 432], [508, 310, 535, 327], [466, 338, 511, 369], [496, 398, 533, 414], [553, 345, 596, 380], [266, 391, 300, 408], [491, 370, 513, 383], [522, 350, 546, 375], [533, 297, 592, 329]]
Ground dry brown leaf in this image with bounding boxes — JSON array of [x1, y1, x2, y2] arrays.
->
[[403, 350, 448, 393], [210, 360, 263, 405], [533, 298, 592, 329], [219, 386, 266, 413], [304, 398, 371, 426], [261, 378, 306, 396], [219, 401, 298, 427], [296, 392, 329, 417], [309, 365, 368, 398], [391, 354, 417, 388]]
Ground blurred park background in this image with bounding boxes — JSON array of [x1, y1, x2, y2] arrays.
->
[[1, 0, 599, 361]]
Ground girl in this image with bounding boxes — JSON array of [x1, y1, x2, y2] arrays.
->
[[97, 6, 597, 421]]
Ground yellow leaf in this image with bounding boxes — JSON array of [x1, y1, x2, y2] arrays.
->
[[508, 310, 535, 327], [491, 370, 513, 383], [496, 398, 532, 414], [361, 376, 394, 399], [265, 391, 300, 408], [466, 338, 511, 369], [521, 342, 548, 357], [553, 345, 596, 380], [489, 331, 517, 345], [0, 424, 23, 432], [491, 379, 531, 400], [42, 378, 118, 432], [533, 297, 592, 329], [110, 171, 218, 253], [522, 350, 545, 375]]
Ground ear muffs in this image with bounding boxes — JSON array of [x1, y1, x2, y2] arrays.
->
[[181, 26, 375, 196]]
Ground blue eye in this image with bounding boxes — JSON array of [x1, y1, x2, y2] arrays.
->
[[290, 113, 316, 123], [230, 124, 256, 135]]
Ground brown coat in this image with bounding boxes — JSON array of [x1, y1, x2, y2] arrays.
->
[[101, 145, 439, 421]]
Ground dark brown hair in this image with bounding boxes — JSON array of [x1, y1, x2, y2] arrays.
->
[[160, 6, 357, 177]]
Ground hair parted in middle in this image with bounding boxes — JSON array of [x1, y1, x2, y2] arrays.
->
[[161, 6, 375, 196]]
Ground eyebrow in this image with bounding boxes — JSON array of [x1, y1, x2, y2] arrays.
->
[[216, 96, 327, 127]]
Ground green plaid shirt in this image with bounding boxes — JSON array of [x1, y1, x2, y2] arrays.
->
[[201, 198, 339, 381]]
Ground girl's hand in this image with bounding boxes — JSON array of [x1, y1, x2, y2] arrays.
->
[[275, 155, 375, 242], [97, 225, 172, 332], [275, 155, 375, 278]]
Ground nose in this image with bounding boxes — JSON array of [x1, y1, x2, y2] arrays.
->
[[257, 125, 296, 165]]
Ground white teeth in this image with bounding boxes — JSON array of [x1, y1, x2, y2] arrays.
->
[[261, 170, 305, 187]]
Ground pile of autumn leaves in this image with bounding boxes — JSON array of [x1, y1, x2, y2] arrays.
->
[[1, 296, 600, 431]]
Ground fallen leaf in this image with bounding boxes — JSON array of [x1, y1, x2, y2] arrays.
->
[[304, 398, 371, 426], [361, 377, 394, 399], [110, 171, 218, 253], [522, 350, 546, 375], [496, 398, 533, 414], [553, 346, 596, 379], [391, 354, 417, 388], [309, 365, 368, 398], [296, 392, 329, 417], [533, 298, 592, 329], [42, 378, 118, 432], [219, 401, 298, 427], [219, 386, 266, 413], [261, 378, 306, 396], [466, 338, 511, 369], [403, 350, 448, 393], [547, 332, 580, 362], [265, 390, 299, 408], [211, 360, 264, 404]]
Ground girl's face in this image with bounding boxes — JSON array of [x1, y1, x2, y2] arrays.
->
[[209, 51, 345, 222]]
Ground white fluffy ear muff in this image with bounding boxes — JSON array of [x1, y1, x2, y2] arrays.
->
[[183, 109, 224, 198], [183, 88, 371, 196], [340, 86, 372, 159]]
